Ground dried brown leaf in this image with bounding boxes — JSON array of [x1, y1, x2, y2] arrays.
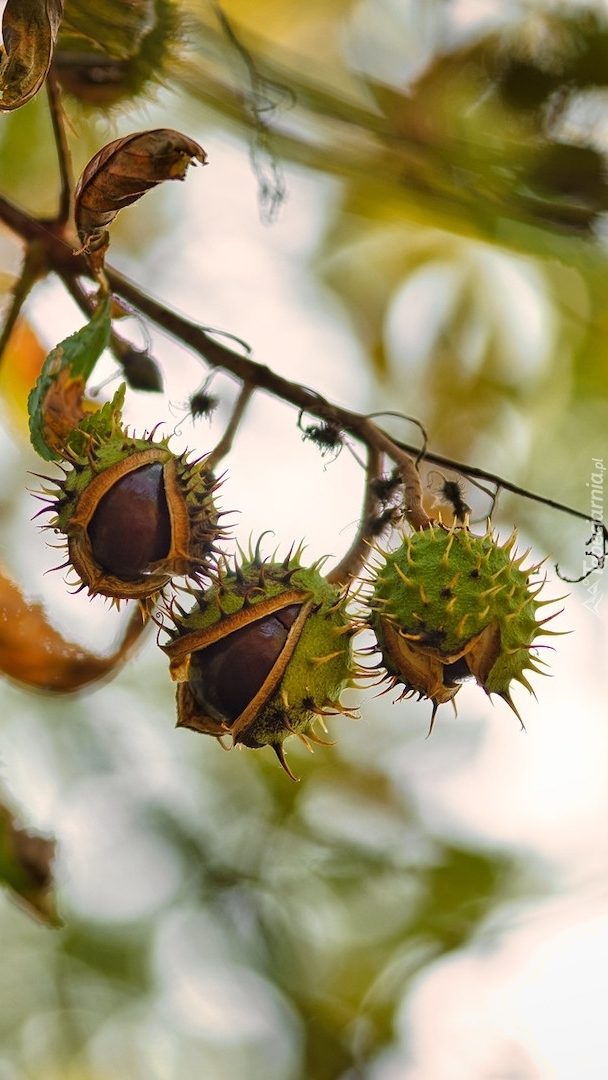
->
[[0, 566, 148, 691], [0, 0, 64, 111], [74, 128, 207, 269]]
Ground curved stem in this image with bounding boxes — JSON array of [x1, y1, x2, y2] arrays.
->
[[46, 69, 73, 225], [388, 436, 600, 531], [0, 242, 48, 366], [105, 266, 600, 536], [355, 418, 430, 530], [0, 190, 594, 540], [326, 445, 384, 587], [206, 382, 254, 470], [104, 268, 428, 507], [60, 272, 163, 390]]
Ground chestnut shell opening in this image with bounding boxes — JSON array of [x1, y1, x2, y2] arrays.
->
[[87, 462, 172, 580], [188, 603, 302, 725]]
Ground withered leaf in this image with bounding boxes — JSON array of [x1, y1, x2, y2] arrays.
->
[[0, 802, 58, 925], [74, 129, 207, 270], [0, 566, 148, 691], [0, 0, 64, 111]]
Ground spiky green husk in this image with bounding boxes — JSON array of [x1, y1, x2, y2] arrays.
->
[[368, 524, 558, 721], [57, 0, 183, 109], [163, 542, 357, 776], [43, 424, 220, 602]]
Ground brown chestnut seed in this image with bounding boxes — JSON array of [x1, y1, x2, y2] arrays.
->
[[88, 462, 172, 580], [162, 550, 357, 779], [50, 439, 221, 602], [188, 604, 302, 723]]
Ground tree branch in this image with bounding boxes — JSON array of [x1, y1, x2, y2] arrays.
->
[[0, 190, 596, 548]]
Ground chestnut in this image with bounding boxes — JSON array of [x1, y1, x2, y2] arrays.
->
[[48, 438, 221, 602], [162, 545, 356, 778]]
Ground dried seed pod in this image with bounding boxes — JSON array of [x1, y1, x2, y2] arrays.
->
[[74, 128, 206, 272], [56, 0, 182, 109], [367, 524, 561, 729], [0, 0, 64, 112], [61, 0, 155, 62], [42, 429, 222, 602], [161, 542, 357, 778]]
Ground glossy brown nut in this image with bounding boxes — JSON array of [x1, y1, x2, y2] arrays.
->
[[87, 462, 172, 580], [188, 604, 301, 724]]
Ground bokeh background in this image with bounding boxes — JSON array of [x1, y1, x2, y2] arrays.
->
[[0, 0, 607, 1077]]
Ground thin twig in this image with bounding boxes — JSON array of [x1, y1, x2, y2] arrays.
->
[[326, 445, 384, 587], [104, 266, 597, 535], [59, 272, 163, 390], [0, 188, 595, 540], [46, 69, 73, 225], [206, 382, 254, 470], [390, 436, 600, 532], [366, 411, 428, 462], [356, 418, 430, 531], [0, 242, 48, 366], [106, 266, 432, 521]]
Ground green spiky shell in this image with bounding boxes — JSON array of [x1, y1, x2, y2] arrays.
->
[[46, 424, 220, 601], [56, 0, 182, 108], [369, 524, 555, 719], [162, 543, 356, 776]]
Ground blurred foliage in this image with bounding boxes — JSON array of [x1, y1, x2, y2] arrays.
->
[[175, 0, 608, 551], [0, 655, 530, 1078], [0, 801, 57, 924], [0, 0, 604, 1077]]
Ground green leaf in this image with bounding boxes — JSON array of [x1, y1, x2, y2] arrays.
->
[[27, 295, 112, 460]]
